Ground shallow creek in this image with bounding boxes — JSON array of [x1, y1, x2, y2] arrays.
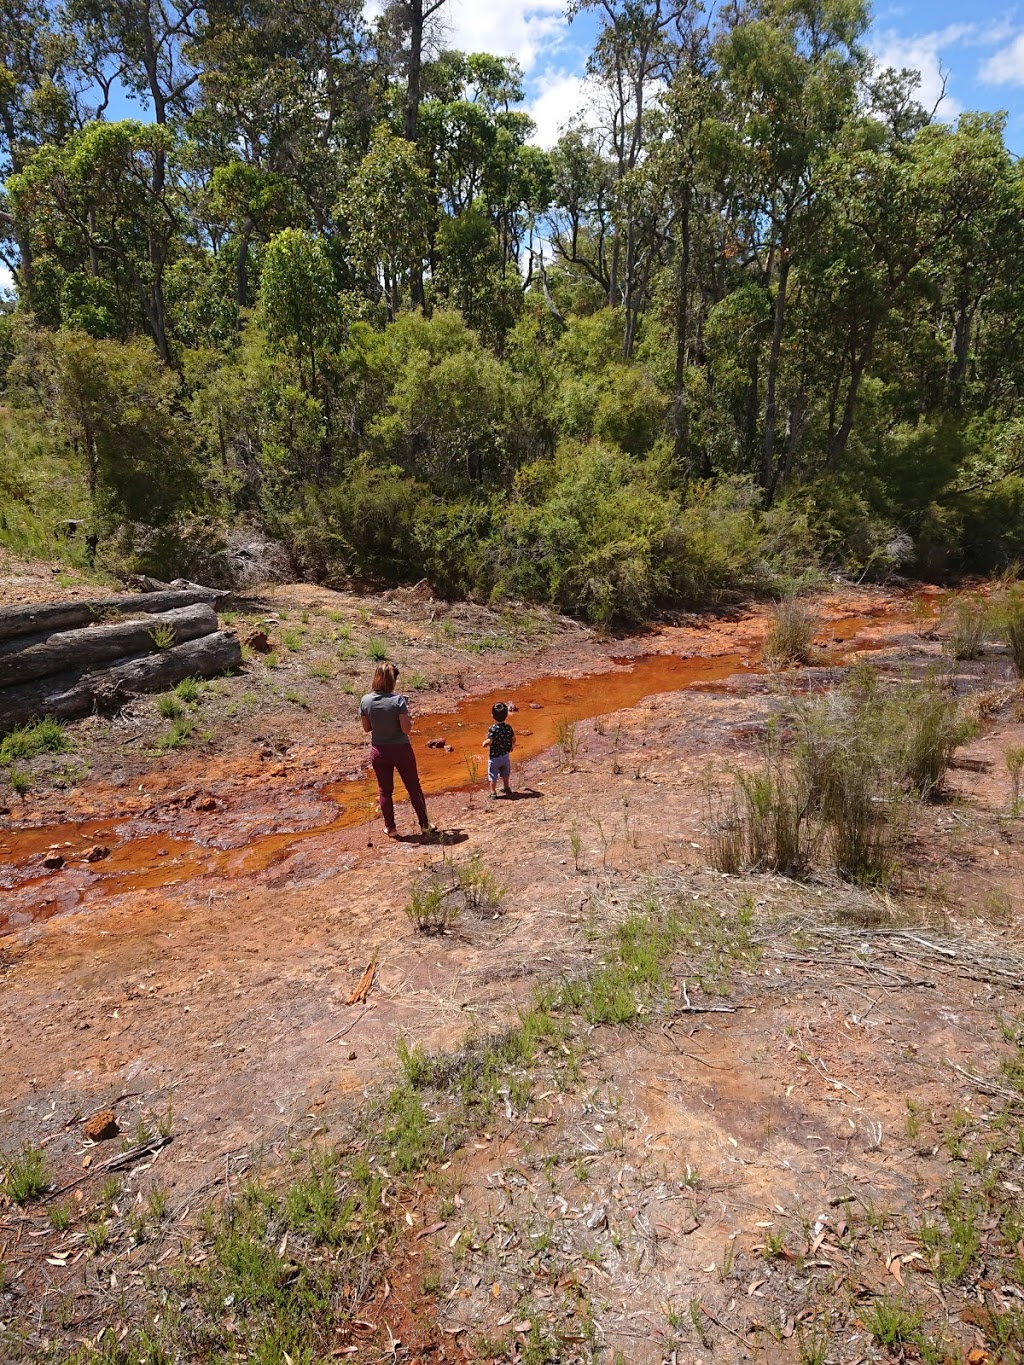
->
[[0, 603, 927, 931]]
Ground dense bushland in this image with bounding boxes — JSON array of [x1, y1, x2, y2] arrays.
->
[[2, 0, 1024, 620]]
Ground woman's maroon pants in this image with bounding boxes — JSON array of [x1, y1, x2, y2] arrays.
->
[[370, 743, 429, 831]]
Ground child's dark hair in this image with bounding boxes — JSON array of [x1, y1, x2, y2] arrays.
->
[[491, 702, 508, 721]]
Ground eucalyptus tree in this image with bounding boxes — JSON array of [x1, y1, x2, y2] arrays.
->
[[340, 126, 433, 321], [569, 0, 689, 353], [709, 0, 869, 489], [0, 0, 82, 300], [8, 119, 182, 357]]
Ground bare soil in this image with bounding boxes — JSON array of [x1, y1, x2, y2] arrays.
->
[[2, 557, 1023, 1363]]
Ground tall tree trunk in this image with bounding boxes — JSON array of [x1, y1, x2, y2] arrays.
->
[[760, 250, 790, 490], [236, 220, 254, 316], [827, 338, 874, 469], [672, 190, 692, 469]]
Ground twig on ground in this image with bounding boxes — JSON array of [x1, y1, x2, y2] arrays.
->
[[327, 1003, 372, 1043]]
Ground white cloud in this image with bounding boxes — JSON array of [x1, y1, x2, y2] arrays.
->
[[871, 24, 970, 119], [0, 265, 14, 298], [437, 0, 569, 74], [980, 32, 1024, 85], [526, 69, 591, 147]]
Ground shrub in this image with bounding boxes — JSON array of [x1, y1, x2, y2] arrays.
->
[[281, 459, 429, 585], [998, 588, 1024, 677], [942, 596, 989, 660], [404, 881, 459, 933], [710, 670, 971, 886], [709, 751, 810, 878], [456, 854, 507, 916], [484, 442, 677, 625], [3, 1145, 50, 1203], [763, 596, 817, 667]]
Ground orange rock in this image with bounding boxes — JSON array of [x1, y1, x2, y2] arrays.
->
[[82, 1109, 119, 1142]]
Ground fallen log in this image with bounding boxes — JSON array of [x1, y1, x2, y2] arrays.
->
[[0, 588, 223, 644], [0, 630, 241, 731], [0, 603, 218, 689]]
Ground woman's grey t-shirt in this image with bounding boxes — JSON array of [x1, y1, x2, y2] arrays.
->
[[359, 691, 411, 746]]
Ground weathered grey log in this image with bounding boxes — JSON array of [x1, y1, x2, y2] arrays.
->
[[0, 604, 218, 689], [0, 631, 241, 731], [0, 589, 222, 644]]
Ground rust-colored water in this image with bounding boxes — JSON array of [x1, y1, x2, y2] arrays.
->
[[0, 605, 919, 931]]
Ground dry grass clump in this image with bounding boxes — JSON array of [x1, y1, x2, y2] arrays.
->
[[763, 596, 818, 668], [942, 596, 990, 661], [709, 667, 974, 886], [404, 853, 508, 932], [995, 588, 1024, 677]]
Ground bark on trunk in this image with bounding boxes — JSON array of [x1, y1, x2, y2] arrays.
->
[[672, 191, 692, 469], [0, 632, 241, 733], [0, 605, 218, 689], [761, 251, 791, 490], [0, 590, 221, 645]]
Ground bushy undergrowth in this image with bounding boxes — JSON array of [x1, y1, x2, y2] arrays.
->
[[0, 717, 71, 766], [995, 587, 1024, 677], [710, 668, 974, 885], [763, 596, 818, 667], [942, 596, 990, 660]]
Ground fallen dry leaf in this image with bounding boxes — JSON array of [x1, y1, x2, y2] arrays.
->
[[414, 1221, 446, 1240]]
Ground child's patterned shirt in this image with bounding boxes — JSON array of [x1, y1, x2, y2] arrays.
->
[[486, 721, 515, 758]]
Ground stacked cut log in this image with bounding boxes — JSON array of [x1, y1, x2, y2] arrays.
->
[[0, 588, 241, 733]]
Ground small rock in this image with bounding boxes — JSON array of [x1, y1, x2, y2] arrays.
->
[[82, 844, 110, 863], [43, 853, 65, 870], [82, 1109, 119, 1142], [444, 744, 454, 753], [194, 796, 217, 812], [427, 738, 446, 749], [529, 702, 542, 709], [348, 1050, 357, 1061], [585, 1206, 607, 1231], [506, 702, 518, 712]]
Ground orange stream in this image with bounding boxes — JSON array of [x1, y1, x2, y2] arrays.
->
[[0, 607, 917, 930]]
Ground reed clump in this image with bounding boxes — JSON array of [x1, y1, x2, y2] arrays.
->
[[709, 668, 974, 886], [763, 596, 818, 668]]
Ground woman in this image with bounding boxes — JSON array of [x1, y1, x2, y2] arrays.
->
[[359, 661, 432, 839]]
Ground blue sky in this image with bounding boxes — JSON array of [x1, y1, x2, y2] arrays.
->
[[441, 0, 1024, 151]]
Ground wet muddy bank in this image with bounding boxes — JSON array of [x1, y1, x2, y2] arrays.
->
[[0, 589, 934, 934]]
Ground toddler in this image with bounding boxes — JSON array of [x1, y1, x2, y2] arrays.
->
[[483, 701, 515, 798]]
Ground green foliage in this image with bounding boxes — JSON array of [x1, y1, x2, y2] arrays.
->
[[997, 588, 1024, 676], [763, 596, 817, 667], [0, 717, 72, 763], [0, 0, 1023, 616], [2, 1145, 51, 1203], [174, 677, 201, 704], [404, 880, 459, 933], [711, 670, 973, 885], [942, 595, 989, 660]]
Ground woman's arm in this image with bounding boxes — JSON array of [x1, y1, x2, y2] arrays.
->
[[400, 711, 413, 735], [360, 713, 372, 733]]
